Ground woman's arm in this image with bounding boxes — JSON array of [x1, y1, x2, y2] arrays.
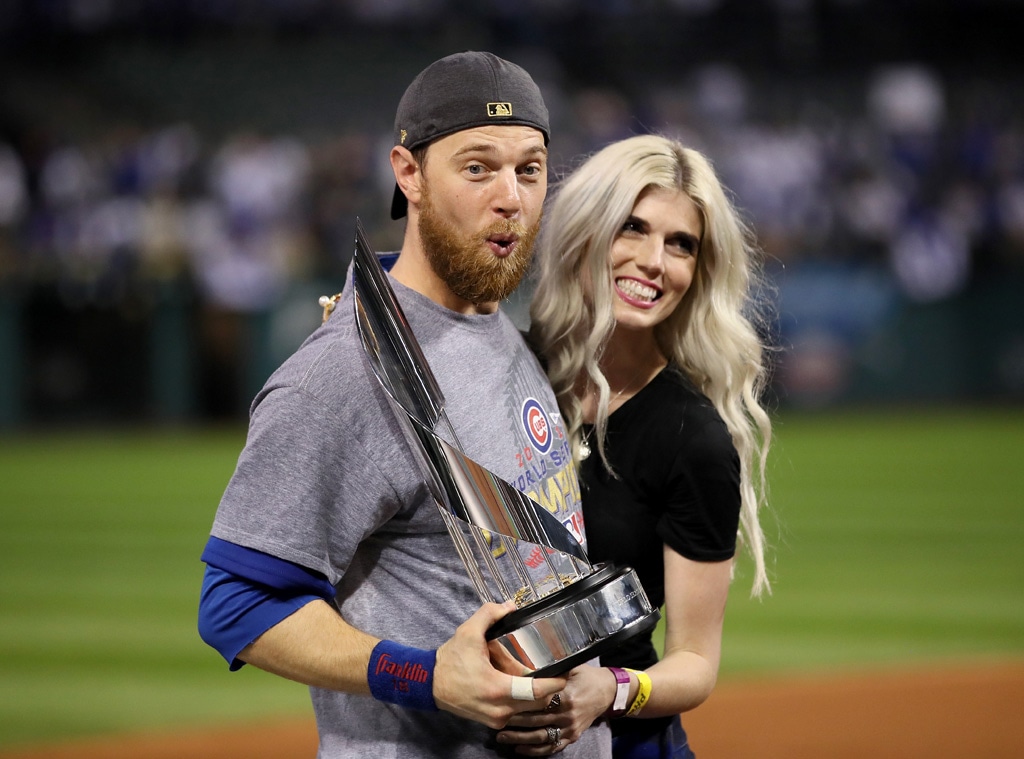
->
[[638, 546, 730, 716]]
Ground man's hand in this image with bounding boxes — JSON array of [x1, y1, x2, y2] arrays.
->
[[496, 663, 613, 755], [433, 601, 566, 729]]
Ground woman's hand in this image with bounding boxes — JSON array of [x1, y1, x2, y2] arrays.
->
[[493, 664, 616, 755]]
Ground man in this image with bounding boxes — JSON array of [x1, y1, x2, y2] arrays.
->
[[198, 51, 612, 758]]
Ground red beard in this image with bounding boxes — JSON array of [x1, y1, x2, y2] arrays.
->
[[418, 187, 539, 305]]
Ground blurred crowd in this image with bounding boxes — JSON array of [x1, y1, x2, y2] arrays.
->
[[2, 59, 1023, 318], [0, 120, 383, 311]]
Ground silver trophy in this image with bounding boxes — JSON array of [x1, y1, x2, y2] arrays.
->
[[350, 219, 659, 676]]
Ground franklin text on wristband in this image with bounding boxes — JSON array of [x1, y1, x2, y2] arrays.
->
[[367, 640, 439, 711]]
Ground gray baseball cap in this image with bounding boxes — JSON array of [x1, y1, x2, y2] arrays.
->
[[390, 51, 550, 219]]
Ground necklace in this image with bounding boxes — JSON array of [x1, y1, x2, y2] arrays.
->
[[579, 362, 665, 462], [579, 428, 592, 460]]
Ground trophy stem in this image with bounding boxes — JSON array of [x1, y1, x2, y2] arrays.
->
[[439, 510, 494, 602], [507, 499, 571, 593], [429, 413, 540, 602], [425, 411, 566, 604]]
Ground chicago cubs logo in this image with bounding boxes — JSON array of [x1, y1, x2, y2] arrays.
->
[[521, 398, 552, 454]]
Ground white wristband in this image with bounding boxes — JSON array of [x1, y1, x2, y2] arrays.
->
[[604, 667, 631, 718]]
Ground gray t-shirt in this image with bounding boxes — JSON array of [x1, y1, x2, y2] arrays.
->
[[210, 272, 608, 759]]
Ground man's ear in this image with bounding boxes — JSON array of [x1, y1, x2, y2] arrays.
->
[[390, 145, 423, 210]]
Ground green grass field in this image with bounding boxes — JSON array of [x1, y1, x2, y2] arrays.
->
[[2, 409, 1023, 748]]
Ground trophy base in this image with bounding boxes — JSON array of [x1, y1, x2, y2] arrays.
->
[[485, 562, 661, 677]]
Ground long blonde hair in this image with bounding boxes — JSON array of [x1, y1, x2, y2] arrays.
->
[[528, 134, 773, 595]]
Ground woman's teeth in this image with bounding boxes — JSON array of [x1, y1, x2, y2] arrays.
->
[[617, 279, 658, 302]]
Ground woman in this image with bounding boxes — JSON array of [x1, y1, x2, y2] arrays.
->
[[497, 134, 773, 757]]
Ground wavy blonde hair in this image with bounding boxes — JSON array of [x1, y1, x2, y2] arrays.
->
[[528, 134, 773, 595]]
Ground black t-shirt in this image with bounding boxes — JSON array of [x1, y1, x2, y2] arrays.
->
[[582, 367, 741, 673]]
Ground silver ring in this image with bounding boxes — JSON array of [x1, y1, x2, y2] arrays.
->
[[546, 726, 561, 744], [547, 693, 561, 710]]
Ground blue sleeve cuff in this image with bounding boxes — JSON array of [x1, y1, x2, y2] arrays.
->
[[198, 564, 321, 670], [197, 537, 336, 670]]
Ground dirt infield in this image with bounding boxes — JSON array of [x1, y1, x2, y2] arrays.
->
[[3, 662, 1022, 758]]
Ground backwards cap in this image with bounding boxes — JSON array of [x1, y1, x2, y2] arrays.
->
[[390, 51, 550, 219]]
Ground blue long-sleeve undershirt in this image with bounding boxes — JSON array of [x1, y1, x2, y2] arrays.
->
[[198, 536, 336, 670]]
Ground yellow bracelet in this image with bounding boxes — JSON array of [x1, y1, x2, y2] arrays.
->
[[623, 668, 652, 716]]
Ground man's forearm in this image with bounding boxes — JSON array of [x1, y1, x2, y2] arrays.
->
[[239, 598, 378, 694], [241, 598, 568, 730]]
